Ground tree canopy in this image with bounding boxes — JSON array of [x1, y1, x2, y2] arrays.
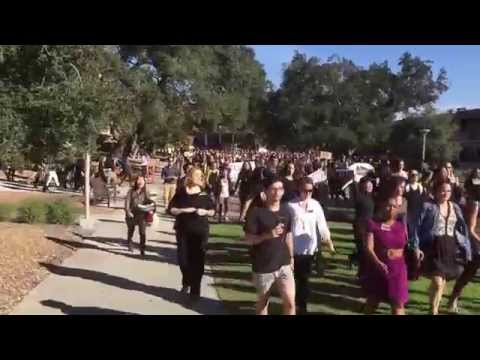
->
[[0, 45, 457, 166], [263, 51, 449, 155]]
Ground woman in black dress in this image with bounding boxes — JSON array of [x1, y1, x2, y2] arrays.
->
[[281, 162, 298, 203], [349, 177, 374, 270], [235, 161, 253, 222], [168, 168, 215, 302]]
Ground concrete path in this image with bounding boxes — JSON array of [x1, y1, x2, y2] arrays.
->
[[11, 182, 225, 315]]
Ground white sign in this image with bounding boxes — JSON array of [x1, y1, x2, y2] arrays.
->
[[348, 163, 375, 183], [228, 162, 256, 184], [308, 169, 327, 184]]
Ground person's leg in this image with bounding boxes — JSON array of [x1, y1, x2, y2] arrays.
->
[[223, 198, 229, 220], [391, 303, 406, 315], [138, 218, 147, 256], [52, 172, 60, 187], [164, 183, 170, 209], [429, 276, 446, 315], [189, 233, 208, 299], [176, 232, 190, 291], [241, 198, 253, 221], [217, 198, 223, 223], [276, 266, 296, 315], [449, 260, 480, 312], [169, 184, 177, 205], [239, 198, 245, 222], [294, 255, 311, 314], [253, 273, 274, 315], [364, 297, 380, 314], [126, 218, 135, 251]]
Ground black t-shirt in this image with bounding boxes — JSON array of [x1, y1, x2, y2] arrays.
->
[[244, 204, 292, 274], [168, 188, 214, 235], [354, 193, 374, 221], [281, 177, 298, 203]]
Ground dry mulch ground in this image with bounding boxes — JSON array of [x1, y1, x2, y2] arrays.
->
[[0, 222, 80, 314], [0, 186, 123, 315]]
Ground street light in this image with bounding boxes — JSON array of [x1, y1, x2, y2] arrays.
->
[[218, 125, 223, 148], [420, 128, 431, 163]]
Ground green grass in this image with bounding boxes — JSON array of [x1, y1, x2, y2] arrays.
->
[[207, 222, 480, 315]]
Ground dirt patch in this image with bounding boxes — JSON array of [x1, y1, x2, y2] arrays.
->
[[0, 223, 80, 314]]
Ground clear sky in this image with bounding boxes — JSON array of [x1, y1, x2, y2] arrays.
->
[[251, 45, 480, 111]]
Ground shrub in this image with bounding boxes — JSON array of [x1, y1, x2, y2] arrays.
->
[[46, 200, 75, 225], [0, 203, 15, 222], [17, 199, 46, 224]]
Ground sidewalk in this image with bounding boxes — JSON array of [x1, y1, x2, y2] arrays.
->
[[11, 181, 225, 315]]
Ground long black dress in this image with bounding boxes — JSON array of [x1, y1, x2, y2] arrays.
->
[[168, 188, 215, 297]]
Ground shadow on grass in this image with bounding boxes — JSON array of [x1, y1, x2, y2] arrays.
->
[[39, 262, 224, 314], [330, 228, 354, 237], [210, 234, 244, 241], [205, 269, 251, 282], [40, 300, 139, 315]]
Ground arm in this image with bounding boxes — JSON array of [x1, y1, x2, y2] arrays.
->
[[196, 195, 216, 217], [467, 201, 480, 244], [365, 232, 388, 275], [168, 193, 196, 216], [125, 190, 133, 217], [317, 205, 335, 253], [245, 231, 273, 245]]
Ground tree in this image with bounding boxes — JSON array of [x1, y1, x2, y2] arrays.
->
[[262, 50, 449, 155], [118, 45, 268, 144], [389, 111, 460, 165], [0, 45, 144, 164]]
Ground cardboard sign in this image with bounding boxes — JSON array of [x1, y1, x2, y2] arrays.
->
[[228, 161, 256, 183], [308, 169, 327, 184], [348, 162, 375, 183]]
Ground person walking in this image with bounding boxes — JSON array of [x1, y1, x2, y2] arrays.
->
[[391, 158, 408, 180], [289, 177, 334, 314], [161, 158, 180, 209], [448, 169, 480, 313], [411, 181, 472, 315], [168, 168, 215, 302], [125, 176, 153, 256], [361, 195, 409, 315], [349, 177, 375, 270], [216, 167, 232, 223], [405, 170, 425, 238], [235, 161, 253, 223], [281, 162, 298, 203], [244, 176, 296, 315]]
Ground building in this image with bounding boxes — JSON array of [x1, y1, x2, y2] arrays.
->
[[455, 108, 480, 162]]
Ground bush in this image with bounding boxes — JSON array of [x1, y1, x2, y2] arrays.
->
[[0, 203, 15, 221], [46, 200, 75, 225], [17, 199, 46, 224]]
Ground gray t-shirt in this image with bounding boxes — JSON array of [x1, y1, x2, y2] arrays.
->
[[244, 204, 292, 274]]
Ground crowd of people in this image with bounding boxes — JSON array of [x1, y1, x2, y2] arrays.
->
[[153, 146, 480, 315]]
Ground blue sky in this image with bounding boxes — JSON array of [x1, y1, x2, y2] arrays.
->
[[251, 45, 480, 111]]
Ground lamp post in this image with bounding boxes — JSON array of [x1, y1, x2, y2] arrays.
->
[[420, 128, 431, 163], [218, 125, 223, 149]]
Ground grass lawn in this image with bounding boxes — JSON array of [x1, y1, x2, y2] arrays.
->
[[207, 221, 480, 315]]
